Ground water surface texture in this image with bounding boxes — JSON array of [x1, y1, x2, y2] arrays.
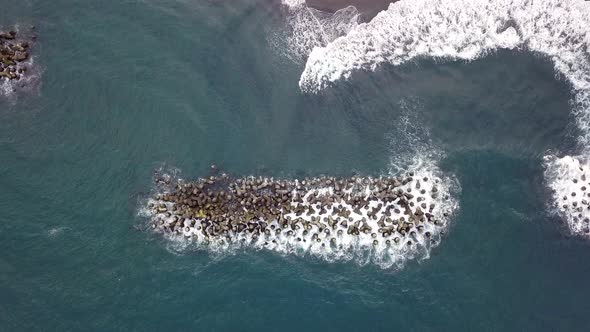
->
[[2, 0, 590, 331]]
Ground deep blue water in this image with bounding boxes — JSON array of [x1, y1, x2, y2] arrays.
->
[[2, 0, 590, 331]]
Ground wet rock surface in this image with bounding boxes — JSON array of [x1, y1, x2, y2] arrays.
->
[[0, 28, 33, 82]]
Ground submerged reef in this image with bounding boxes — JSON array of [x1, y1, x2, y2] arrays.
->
[[144, 167, 457, 265], [0, 28, 33, 81]]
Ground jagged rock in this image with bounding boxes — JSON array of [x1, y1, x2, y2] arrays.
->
[[0, 31, 15, 40]]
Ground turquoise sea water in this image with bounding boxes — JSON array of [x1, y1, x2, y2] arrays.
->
[[2, 0, 590, 330]]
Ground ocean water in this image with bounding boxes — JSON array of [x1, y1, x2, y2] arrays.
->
[[2, 0, 590, 330]]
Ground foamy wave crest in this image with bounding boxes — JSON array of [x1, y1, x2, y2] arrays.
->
[[139, 162, 459, 269], [268, 0, 360, 63]]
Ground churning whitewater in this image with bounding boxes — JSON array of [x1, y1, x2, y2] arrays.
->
[[297, 0, 590, 238]]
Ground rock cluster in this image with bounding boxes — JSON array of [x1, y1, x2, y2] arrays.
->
[[146, 169, 455, 255], [546, 155, 590, 236], [0, 29, 31, 81]]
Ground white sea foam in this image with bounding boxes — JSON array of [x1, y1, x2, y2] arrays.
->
[[268, 0, 360, 64], [47, 226, 67, 238]]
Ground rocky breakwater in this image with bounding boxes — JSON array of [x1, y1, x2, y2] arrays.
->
[[144, 168, 458, 266], [0, 28, 32, 82]]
